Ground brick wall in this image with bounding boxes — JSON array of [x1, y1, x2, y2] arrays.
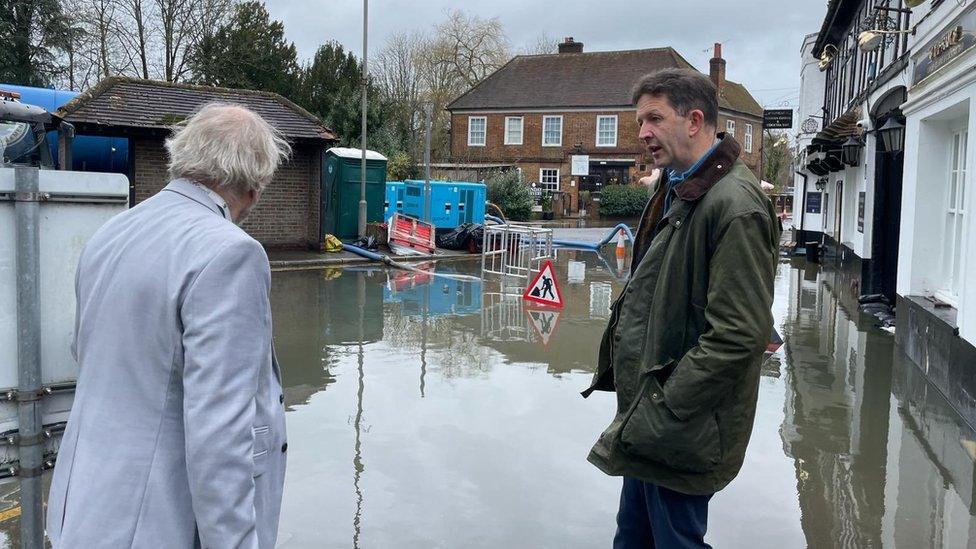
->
[[718, 112, 763, 179], [450, 109, 764, 189], [132, 138, 322, 248], [451, 110, 642, 162]]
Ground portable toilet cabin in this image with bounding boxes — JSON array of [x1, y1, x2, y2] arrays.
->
[[400, 180, 486, 229], [321, 147, 387, 240], [384, 181, 406, 221]]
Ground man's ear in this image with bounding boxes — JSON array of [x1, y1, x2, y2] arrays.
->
[[688, 109, 706, 138]]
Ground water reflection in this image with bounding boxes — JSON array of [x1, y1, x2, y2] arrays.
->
[[267, 256, 975, 549], [780, 260, 976, 547]]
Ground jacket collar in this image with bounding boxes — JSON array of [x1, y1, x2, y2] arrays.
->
[[162, 179, 231, 220], [672, 132, 740, 202]]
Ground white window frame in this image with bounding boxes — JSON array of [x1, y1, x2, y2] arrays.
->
[[504, 116, 523, 145], [726, 119, 736, 137], [744, 124, 753, 153], [596, 115, 618, 147], [539, 168, 560, 192], [542, 115, 563, 147], [467, 116, 487, 147], [938, 128, 969, 306]]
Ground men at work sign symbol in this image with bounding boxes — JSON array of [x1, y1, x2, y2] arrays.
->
[[523, 260, 564, 308]]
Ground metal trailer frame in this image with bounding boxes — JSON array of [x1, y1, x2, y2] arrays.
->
[[481, 225, 554, 280], [2, 166, 128, 548]]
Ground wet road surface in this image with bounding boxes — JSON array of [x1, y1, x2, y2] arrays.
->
[[269, 253, 976, 548], [0, 253, 972, 548]]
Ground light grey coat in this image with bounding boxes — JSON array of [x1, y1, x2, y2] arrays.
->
[[47, 179, 287, 548]]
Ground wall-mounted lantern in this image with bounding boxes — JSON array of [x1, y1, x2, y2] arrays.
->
[[878, 117, 905, 154], [842, 135, 863, 166], [815, 178, 826, 191], [818, 44, 838, 71]]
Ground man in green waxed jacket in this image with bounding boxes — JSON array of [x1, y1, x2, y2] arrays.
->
[[582, 69, 779, 548]]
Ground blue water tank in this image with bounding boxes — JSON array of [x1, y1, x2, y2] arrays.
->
[[0, 84, 129, 173], [384, 181, 406, 221], [400, 180, 486, 229]]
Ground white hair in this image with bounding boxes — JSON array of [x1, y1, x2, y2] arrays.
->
[[165, 102, 292, 195]]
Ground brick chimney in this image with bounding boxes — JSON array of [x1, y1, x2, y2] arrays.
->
[[558, 37, 584, 54], [709, 43, 726, 90]]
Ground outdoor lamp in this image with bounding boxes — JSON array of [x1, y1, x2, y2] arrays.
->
[[815, 178, 826, 191], [818, 45, 837, 71], [842, 135, 862, 166], [858, 31, 884, 52], [879, 117, 905, 153]]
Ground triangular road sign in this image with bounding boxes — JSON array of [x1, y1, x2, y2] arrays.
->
[[523, 260, 564, 308], [526, 307, 561, 347]]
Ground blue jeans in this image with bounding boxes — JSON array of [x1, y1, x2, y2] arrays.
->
[[613, 477, 713, 549]]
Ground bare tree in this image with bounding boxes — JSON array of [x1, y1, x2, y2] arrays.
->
[[428, 10, 509, 91], [521, 31, 559, 55], [374, 30, 428, 156], [115, 0, 155, 78], [58, 0, 127, 89]]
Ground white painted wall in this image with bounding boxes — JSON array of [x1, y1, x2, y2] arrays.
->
[[899, 9, 976, 344], [794, 33, 826, 235]]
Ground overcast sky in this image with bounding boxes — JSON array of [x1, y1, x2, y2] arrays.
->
[[263, 0, 827, 110]]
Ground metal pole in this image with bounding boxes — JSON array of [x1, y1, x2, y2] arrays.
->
[[358, 0, 369, 238], [15, 167, 45, 549], [423, 104, 432, 223]]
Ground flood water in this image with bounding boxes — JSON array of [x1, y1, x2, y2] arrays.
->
[[0, 254, 973, 547], [269, 255, 976, 548]]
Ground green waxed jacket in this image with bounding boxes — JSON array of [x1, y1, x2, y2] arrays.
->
[[582, 134, 779, 496]]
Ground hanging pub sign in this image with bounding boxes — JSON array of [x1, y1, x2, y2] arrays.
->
[[913, 5, 976, 86], [763, 109, 794, 130], [571, 155, 590, 176], [806, 192, 823, 214]]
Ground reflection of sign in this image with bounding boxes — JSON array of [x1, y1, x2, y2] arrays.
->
[[571, 155, 589, 176], [763, 109, 794, 130], [913, 6, 976, 85], [523, 260, 564, 308], [806, 192, 823, 214], [857, 192, 865, 233], [567, 260, 586, 283], [526, 308, 561, 347]]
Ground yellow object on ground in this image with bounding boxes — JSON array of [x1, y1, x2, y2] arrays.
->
[[322, 234, 343, 253]]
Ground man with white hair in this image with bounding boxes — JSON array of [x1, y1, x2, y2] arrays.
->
[[47, 103, 291, 548]]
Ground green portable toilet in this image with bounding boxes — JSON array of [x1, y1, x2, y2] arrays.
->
[[321, 147, 388, 240]]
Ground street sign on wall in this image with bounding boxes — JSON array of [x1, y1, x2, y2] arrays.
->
[[763, 109, 794, 130]]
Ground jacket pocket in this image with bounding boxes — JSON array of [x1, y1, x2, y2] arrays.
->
[[252, 425, 270, 478], [619, 374, 721, 474]]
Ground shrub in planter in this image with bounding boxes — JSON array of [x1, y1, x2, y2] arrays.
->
[[486, 171, 533, 221], [598, 184, 650, 217]]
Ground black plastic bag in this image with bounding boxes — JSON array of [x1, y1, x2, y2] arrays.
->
[[351, 235, 379, 251], [437, 223, 481, 251]]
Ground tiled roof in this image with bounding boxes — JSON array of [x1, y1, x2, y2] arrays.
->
[[56, 77, 336, 142], [446, 47, 763, 117]]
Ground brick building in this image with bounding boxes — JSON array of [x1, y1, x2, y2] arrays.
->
[[446, 39, 764, 212], [56, 77, 337, 248]]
